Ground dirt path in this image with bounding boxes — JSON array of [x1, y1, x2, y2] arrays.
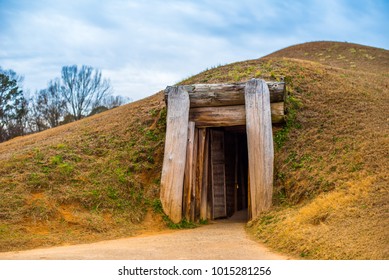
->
[[0, 219, 287, 260]]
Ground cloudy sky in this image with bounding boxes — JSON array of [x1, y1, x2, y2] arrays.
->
[[1, 0, 388, 101]]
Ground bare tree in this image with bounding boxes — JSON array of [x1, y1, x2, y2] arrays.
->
[[88, 95, 131, 116], [61, 65, 112, 120], [103, 95, 131, 109], [28, 103, 48, 132], [31, 79, 67, 130]]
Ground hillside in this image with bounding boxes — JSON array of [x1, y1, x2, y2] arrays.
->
[[0, 41, 388, 259], [0, 94, 168, 250]]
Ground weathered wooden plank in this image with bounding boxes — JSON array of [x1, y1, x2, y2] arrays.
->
[[211, 130, 227, 219], [165, 81, 285, 108], [206, 129, 213, 220], [183, 121, 196, 221], [160, 86, 190, 223], [190, 127, 198, 221], [247, 171, 251, 220], [271, 102, 285, 124], [245, 79, 274, 220], [189, 102, 285, 127], [196, 128, 206, 221], [201, 129, 210, 220], [190, 105, 246, 127]]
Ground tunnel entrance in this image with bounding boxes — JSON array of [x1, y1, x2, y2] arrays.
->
[[160, 79, 284, 223], [209, 127, 249, 221]]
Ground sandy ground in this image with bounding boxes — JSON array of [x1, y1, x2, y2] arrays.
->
[[0, 212, 288, 260]]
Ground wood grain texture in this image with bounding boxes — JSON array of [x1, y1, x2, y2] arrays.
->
[[197, 128, 206, 221], [165, 81, 285, 108], [190, 127, 198, 221], [189, 103, 284, 127], [160, 86, 190, 223], [200, 129, 209, 220], [211, 130, 227, 219], [245, 79, 274, 220], [190, 105, 246, 127], [270, 102, 285, 124], [183, 121, 196, 221]]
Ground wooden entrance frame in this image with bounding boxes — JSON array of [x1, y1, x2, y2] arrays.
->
[[160, 79, 285, 223]]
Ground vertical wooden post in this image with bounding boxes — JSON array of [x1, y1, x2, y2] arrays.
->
[[197, 128, 206, 221], [202, 130, 211, 220], [248, 170, 251, 220], [245, 79, 274, 220], [210, 129, 227, 219], [190, 127, 198, 221], [160, 86, 190, 223], [183, 121, 195, 221]]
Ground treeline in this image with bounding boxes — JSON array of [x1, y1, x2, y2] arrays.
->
[[0, 65, 130, 143]]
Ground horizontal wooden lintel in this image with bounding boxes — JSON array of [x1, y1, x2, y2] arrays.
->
[[189, 102, 284, 127], [165, 81, 285, 108]]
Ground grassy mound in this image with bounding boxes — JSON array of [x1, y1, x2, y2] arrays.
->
[[0, 94, 167, 251], [177, 41, 389, 259], [0, 41, 387, 259]]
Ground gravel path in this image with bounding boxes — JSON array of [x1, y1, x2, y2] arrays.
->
[[0, 215, 287, 260]]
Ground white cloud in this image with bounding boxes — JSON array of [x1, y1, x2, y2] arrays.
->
[[0, 0, 388, 101], [104, 66, 181, 99]]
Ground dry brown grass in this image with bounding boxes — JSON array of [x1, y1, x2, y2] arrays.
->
[[0, 93, 169, 251], [0, 41, 388, 258], [265, 40, 389, 72], [181, 41, 389, 259]]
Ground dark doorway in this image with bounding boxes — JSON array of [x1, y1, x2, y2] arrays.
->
[[209, 127, 249, 220]]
